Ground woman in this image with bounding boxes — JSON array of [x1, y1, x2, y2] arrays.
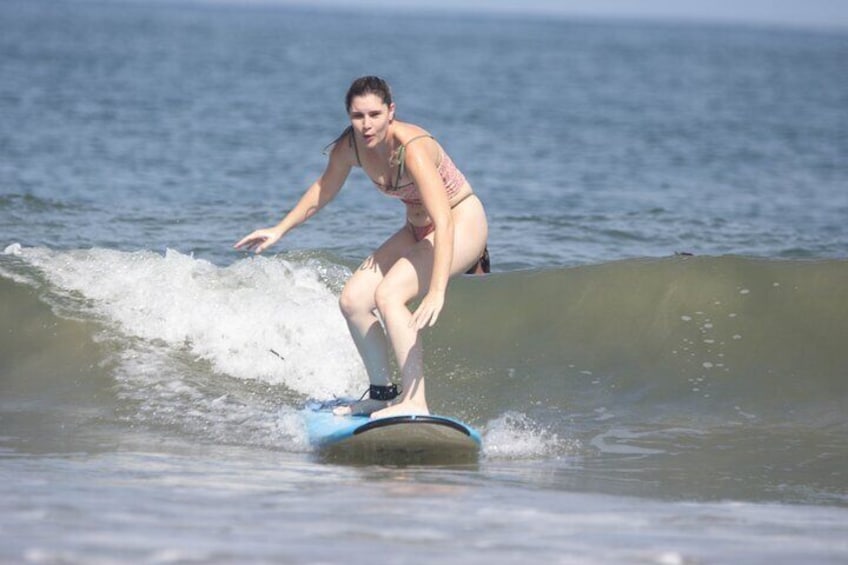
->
[[234, 76, 488, 419]]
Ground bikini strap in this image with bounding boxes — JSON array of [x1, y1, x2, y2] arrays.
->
[[393, 134, 434, 187], [324, 129, 432, 180]]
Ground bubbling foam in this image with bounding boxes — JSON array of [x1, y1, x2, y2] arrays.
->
[[483, 412, 577, 459], [16, 246, 366, 400]]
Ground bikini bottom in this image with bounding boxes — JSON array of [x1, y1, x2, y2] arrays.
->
[[405, 195, 490, 274]]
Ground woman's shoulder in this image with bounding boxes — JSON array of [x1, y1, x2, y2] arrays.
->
[[323, 126, 359, 166], [393, 122, 432, 143]]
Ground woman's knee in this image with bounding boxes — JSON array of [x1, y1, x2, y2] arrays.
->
[[373, 282, 393, 316], [374, 278, 412, 315], [339, 279, 375, 320]]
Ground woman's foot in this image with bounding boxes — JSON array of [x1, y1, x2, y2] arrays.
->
[[332, 398, 389, 417], [370, 399, 429, 419]]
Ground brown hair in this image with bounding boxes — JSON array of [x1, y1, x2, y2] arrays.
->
[[345, 76, 393, 112]]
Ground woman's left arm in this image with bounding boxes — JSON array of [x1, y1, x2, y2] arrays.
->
[[404, 139, 454, 330]]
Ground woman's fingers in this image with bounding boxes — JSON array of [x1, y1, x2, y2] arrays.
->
[[234, 231, 261, 249], [234, 229, 279, 253], [410, 293, 444, 330], [410, 306, 428, 330]]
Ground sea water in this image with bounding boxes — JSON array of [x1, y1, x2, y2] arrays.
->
[[1, 1, 847, 563]]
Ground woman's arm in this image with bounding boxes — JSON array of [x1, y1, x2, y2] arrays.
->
[[403, 138, 454, 329], [234, 141, 353, 253]]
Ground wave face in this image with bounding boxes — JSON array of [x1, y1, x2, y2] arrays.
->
[[2, 246, 846, 503], [435, 255, 848, 426]]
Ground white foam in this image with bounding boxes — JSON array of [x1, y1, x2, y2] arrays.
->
[[483, 412, 573, 459], [17, 246, 365, 399], [3, 242, 22, 255]]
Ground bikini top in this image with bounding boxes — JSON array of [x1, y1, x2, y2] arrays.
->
[[330, 126, 467, 206]]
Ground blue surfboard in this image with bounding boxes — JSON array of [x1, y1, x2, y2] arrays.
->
[[303, 402, 482, 464]]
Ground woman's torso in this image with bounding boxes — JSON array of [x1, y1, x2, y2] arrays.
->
[[347, 123, 474, 226]]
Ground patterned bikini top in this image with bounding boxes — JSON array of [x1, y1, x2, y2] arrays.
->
[[334, 127, 468, 206]]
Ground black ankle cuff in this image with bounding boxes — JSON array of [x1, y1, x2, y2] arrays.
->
[[369, 384, 400, 401]]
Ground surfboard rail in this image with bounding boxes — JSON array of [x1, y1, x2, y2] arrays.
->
[[303, 406, 482, 465]]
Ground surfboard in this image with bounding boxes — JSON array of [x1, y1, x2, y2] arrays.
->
[[303, 402, 482, 464]]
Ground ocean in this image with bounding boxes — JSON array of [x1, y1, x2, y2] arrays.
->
[[2, 0, 847, 563]]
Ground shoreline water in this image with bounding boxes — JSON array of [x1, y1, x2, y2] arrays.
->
[[3, 444, 848, 565]]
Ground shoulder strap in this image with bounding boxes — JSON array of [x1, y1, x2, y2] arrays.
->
[[394, 134, 435, 186]]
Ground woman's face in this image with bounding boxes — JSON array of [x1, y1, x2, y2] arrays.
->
[[348, 93, 395, 148]]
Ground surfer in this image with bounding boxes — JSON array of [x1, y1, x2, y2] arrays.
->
[[234, 76, 488, 419]]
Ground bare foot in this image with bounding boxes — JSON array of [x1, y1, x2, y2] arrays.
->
[[370, 400, 430, 420], [332, 398, 388, 417]]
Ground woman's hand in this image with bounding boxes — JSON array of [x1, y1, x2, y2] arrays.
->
[[410, 289, 445, 330], [233, 227, 284, 254]]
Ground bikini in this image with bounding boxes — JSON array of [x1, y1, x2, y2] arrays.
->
[[338, 127, 489, 273]]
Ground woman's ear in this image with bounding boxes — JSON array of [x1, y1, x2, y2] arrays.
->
[[388, 103, 396, 122]]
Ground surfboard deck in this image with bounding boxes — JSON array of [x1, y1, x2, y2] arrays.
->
[[303, 402, 482, 465]]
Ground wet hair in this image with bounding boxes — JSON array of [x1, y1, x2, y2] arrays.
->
[[345, 76, 393, 112]]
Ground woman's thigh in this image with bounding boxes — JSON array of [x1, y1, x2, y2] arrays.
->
[[380, 196, 488, 302], [340, 224, 418, 313], [447, 194, 488, 273]]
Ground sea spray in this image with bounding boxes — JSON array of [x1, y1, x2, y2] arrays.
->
[[10, 246, 365, 400]]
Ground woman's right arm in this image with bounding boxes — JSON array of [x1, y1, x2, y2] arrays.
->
[[234, 142, 353, 254]]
